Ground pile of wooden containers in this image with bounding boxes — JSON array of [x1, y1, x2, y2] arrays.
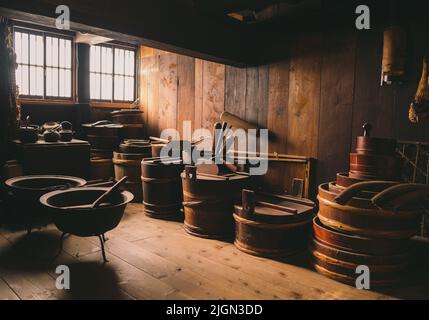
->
[[83, 108, 145, 183], [312, 124, 424, 288]]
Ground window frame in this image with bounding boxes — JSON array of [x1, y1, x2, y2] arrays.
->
[[13, 24, 76, 103], [89, 42, 138, 104]]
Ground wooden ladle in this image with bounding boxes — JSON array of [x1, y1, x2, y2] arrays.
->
[[63, 176, 128, 209]]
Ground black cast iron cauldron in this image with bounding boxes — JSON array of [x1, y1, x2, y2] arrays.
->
[[3, 175, 87, 231], [40, 187, 133, 262]]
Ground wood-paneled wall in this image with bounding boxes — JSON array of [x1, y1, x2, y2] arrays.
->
[[139, 17, 429, 196]]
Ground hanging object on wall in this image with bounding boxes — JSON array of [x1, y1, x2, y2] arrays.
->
[[409, 53, 429, 123], [381, 25, 407, 86]]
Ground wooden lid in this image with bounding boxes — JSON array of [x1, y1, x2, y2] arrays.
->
[[234, 190, 315, 224], [181, 165, 249, 182]]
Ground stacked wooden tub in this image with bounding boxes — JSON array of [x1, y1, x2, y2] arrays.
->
[[312, 124, 425, 288], [141, 157, 184, 219], [111, 109, 145, 140], [113, 140, 151, 202], [181, 166, 252, 239], [234, 189, 315, 257]]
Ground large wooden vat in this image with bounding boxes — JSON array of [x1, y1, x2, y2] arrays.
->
[[317, 182, 423, 239], [141, 157, 184, 219], [233, 190, 315, 257], [182, 166, 252, 239], [113, 151, 151, 203]]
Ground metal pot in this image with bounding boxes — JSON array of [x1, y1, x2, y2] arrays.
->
[[4, 175, 87, 230]]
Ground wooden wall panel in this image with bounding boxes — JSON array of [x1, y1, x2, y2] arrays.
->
[[265, 60, 290, 193], [194, 59, 204, 131], [201, 61, 225, 131], [177, 55, 196, 139], [158, 53, 178, 137], [224, 66, 246, 120], [146, 55, 160, 137], [317, 29, 357, 184]]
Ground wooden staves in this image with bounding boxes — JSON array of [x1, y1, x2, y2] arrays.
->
[[141, 157, 184, 219], [233, 190, 315, 257], [113, 151, 151, 203], [317, 182, 423, 239], [111, 109, 146, 139], [181, 166, 252, 239]]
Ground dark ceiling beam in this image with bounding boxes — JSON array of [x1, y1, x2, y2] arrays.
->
[[190, 0, 303, 14], [0, 0, 254, 67]]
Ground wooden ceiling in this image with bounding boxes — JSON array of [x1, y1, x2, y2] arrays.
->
[[0, 0, 370, 66]]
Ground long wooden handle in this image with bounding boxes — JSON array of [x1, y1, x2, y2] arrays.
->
[[334, 181, 398, 205], [371, 183, 429, 208], [92, 176, 128, 208], [220, 112, 260, 131]]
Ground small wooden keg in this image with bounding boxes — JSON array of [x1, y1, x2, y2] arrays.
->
[[182, 166, 252, 239], [113, 150, 151, 202], [234, 190, 315, 257], [141, 157, 184, 219]]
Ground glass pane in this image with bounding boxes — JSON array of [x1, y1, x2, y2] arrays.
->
[[36, 35, 43, 66], [102, 46, 113, 74], [29, 34, 36, 65], [90, 45, 101, 72], [65, 40, 72, 69], [46, 36, 52, 66], [36, 67, 44, 96], [14, 32, 22, 64], [21, 65, 29, 95], [115, 49, 124, 75], [101, 74, 112, 100], [125, 76, 134, 101], [114, 75, 124, 100], [90, 72, 101, 100], [59, 68, 65, 97], [21, 32, 28, 64], [46, 67, 52, 96], [52, 37, 59, 67], [47, 67, 58, 96], [29, 66, 36, 95], [59, 38, 65, 67], [64, 69, 71, 98], [127, 50, 135, 76]]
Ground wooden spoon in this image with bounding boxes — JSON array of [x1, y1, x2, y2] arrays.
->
[[63, 176, 128, 209]]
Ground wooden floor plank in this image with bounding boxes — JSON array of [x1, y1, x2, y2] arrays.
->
[[0, 278, 20, 300], [0, 203, 427, 300]]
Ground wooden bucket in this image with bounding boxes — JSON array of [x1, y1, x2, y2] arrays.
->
[[90, 158, 114, 180], [113, 151, 151, 202], [182, 166, 252, 239], [356, 136, 397, 155], [141, 157, 184, 219], [111, 109, 144, 124], [317, 182, 423, 239], [120, 124, 145, 139], [233, 190, 315, 257], [310, 237, 418, 288], [349, 153, 402, 180]]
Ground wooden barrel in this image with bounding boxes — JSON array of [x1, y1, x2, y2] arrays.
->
[[120, 124, 145, 140], [233, 190, 315, 257], [90, 158, 114, 180], [82, 123, 122, 137], [318, 182, 423, 239], [113, 151, 151, 202], [111, 109, 144, 124], [310, 237, 418, 288], [182, 166, 252, 239], [141, 157, 184, 219], [356, 136, 397, 155], [119, 140, 151, 154], [90, 149, 113, 159]]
